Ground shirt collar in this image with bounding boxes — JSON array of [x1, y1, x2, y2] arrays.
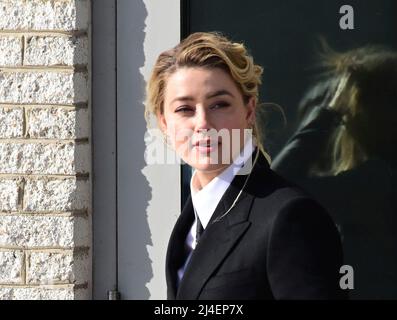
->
[[190, 137, 255, 229]]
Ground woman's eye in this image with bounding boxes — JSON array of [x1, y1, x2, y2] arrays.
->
[[211, 102, 230, 109], [175, 106, 193, 113]]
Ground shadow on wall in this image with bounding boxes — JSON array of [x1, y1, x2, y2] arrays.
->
[[73, 0, 90, 66], [116, 0, 152, 299]]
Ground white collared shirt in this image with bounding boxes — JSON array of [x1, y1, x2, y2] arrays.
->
[[177, 137, 255, 283]]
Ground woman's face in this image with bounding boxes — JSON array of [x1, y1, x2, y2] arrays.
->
[[158, 67, 255, 174]]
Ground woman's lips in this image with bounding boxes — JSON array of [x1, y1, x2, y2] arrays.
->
[[193, 140, 221, 153]]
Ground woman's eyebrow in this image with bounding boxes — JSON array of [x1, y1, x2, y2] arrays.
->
[[171, 89, 234, 104], [171, 96, 194, 104], [206, 89, 235, 99]]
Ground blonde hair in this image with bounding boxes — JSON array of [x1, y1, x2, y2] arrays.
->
[[145, 32, 266, 154], [319, 46, 397, 175]]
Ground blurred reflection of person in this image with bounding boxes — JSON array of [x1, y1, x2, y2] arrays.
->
[[272, 46, 397, 299]]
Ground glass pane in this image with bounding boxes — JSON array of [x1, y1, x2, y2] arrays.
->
[[183, 0, 397, 299]]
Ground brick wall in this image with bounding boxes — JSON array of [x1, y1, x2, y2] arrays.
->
[[0, 0, 91, 300]]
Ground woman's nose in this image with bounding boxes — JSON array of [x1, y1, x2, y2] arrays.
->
[[195, 108, 212, 132]]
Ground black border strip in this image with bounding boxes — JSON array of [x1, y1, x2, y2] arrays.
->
[[180, 0, 191, 40], [180, 0, 192, 209]]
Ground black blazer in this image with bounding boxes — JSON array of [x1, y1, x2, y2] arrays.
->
[[166, 150, 345, 300]]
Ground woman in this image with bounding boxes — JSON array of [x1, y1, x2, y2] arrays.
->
[[145, 32, 345, 300], [272, 46, 397, 299]]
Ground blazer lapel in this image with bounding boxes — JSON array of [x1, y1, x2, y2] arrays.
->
[[165, 197, 194, 299], [176, 172, 255, 299], [173, 149, 272, 299]]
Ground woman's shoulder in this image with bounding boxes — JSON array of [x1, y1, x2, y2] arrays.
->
[[249, 161, 313, 202], [246, 150, 330, 219], [249, 167, 334, 226]]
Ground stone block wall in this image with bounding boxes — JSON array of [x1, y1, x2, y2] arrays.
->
[[0, 0, 91, 300]]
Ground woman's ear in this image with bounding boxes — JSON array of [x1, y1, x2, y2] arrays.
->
[[246, 97, 257, 125], [157, 111, 168, 134]]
